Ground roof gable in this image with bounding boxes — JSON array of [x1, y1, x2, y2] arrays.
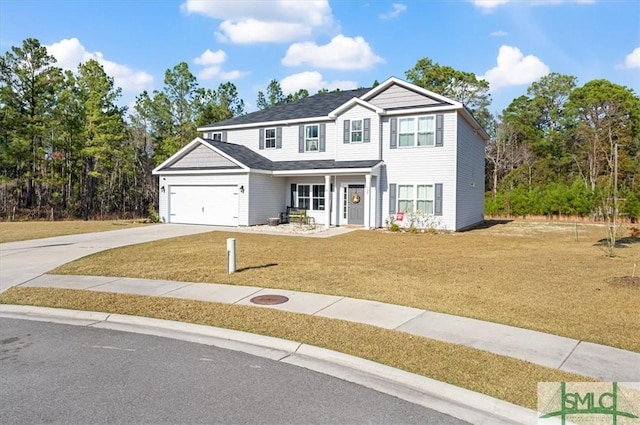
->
[[163, 143, 239, 171], [362, 77, 462, 108], [367, 83, 453, 110]]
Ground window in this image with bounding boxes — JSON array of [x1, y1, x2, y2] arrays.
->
[[417, 184, 434, 214], [265, 128, 276, 149], [305, 125, 319, 151], [397, 184, 434, 213], [312, 185, 325, 210], [351, 120, 363, 143], [398, 116, 435, 147], [398, 185, 414, 213], [297, 184, 325, 210], [417, 117, 435, 146], [211, 132, 223, 141], [298, 185, 310, 209]]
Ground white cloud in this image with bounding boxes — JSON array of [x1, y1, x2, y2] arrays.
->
[[621, 47, 640, 69], [380, 3, 407, 19], [181, 0, 334, 44], [192, 48, 247, 81], [280, 71, 358, 95], [282, 35, 384, 70], [490, 30, 508, 37], [46, 38, 153, 93], [481, 45, 550, 90], [194, 49, 226, 66], [471, 0, 594, 11]]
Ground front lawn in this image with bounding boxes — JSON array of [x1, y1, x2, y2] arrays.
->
[[50, 221, 640, 352], [0, 220, 151, 244]]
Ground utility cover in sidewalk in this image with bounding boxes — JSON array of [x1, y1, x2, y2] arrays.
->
[[250, 295, 289, 305]]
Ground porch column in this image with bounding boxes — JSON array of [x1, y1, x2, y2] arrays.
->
[[324, 174, 331, 229], [364, 174, 371, 229]]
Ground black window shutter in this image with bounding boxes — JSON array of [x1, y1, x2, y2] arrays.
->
[[389, 183, 397, 214], [390, 118, 397, 149], [258, 128, 265, 150], [290, 184, 297, 207], [319, 123, 326, 152], [435, 114, 443, 147], [298, 125, 304, 153], [222, 131, 227, 142], [435, 183, 443, 216], [276, 127, 282, 149], [363, 118, 371, 143], [343, 120, 350, 143]]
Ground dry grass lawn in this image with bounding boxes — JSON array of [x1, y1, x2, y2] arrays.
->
[[0, 287, 592, 409], [0, 220, 151, 243], [51, 220, 640, 352]]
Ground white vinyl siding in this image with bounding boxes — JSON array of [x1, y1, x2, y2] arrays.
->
[[455, 115, 485, 230], [335, 105, 378, 161], [367, 84, 444, 109], [168, 144, 237, 169], [248, 173, 286, 225], [217, 124, 335, 161], [382, 112, 457, 230]]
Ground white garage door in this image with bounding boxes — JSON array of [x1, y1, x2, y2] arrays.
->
[[169, 185, 238, 226]]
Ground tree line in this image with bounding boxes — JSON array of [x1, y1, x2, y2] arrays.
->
[[0, 38, 244, 220], [1, 37, 638, 222]]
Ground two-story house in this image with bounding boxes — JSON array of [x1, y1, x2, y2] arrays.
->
[[152, 77, 489, 231]]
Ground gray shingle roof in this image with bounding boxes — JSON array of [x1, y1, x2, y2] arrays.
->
[[202, 140, 381, 172], [203, 140, 274, 170], [203, 88, 371, 128]]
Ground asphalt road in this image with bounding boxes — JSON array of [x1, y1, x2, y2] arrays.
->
[[0, 318, 469, 425]]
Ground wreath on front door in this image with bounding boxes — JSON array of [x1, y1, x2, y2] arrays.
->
[[351, 191, 361, 204]]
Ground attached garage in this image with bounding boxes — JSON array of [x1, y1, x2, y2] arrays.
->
[[168, 185, 238, 226]]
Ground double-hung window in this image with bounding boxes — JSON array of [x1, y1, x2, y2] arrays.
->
[[351, 120, 363, 143], [397, 184, 434, 214], [417, 184, 434, 214], [398, 119, 415, 147], [417, 117, 435, 146], [305, 125, 319, 151], [297, 184, 325, 210], [398, 185, 414, 212], [312, 185, 325, 210], [398, 116, 435, 147], [297, 185, 310, 209], [265, 128, 276, 149]]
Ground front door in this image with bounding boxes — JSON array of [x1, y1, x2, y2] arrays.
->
[[347, 184, 365, 225]]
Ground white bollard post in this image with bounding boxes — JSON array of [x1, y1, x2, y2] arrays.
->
[[227, 238, 236, 274]]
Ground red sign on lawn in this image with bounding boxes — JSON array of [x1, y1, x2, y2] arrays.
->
[[395, 212, 404, 221]]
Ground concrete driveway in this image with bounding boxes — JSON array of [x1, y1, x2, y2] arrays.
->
[[0, 224, 216, 292]]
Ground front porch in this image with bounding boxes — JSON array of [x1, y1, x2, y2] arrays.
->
[[272, 163, 383, 230]]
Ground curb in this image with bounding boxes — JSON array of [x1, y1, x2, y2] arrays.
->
[[0, 304, 538, 425]]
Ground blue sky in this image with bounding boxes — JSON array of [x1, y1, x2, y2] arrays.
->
[[1, 0, 638, 116]]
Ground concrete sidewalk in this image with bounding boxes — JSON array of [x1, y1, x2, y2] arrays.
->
[[15, 273, 640, 383]]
